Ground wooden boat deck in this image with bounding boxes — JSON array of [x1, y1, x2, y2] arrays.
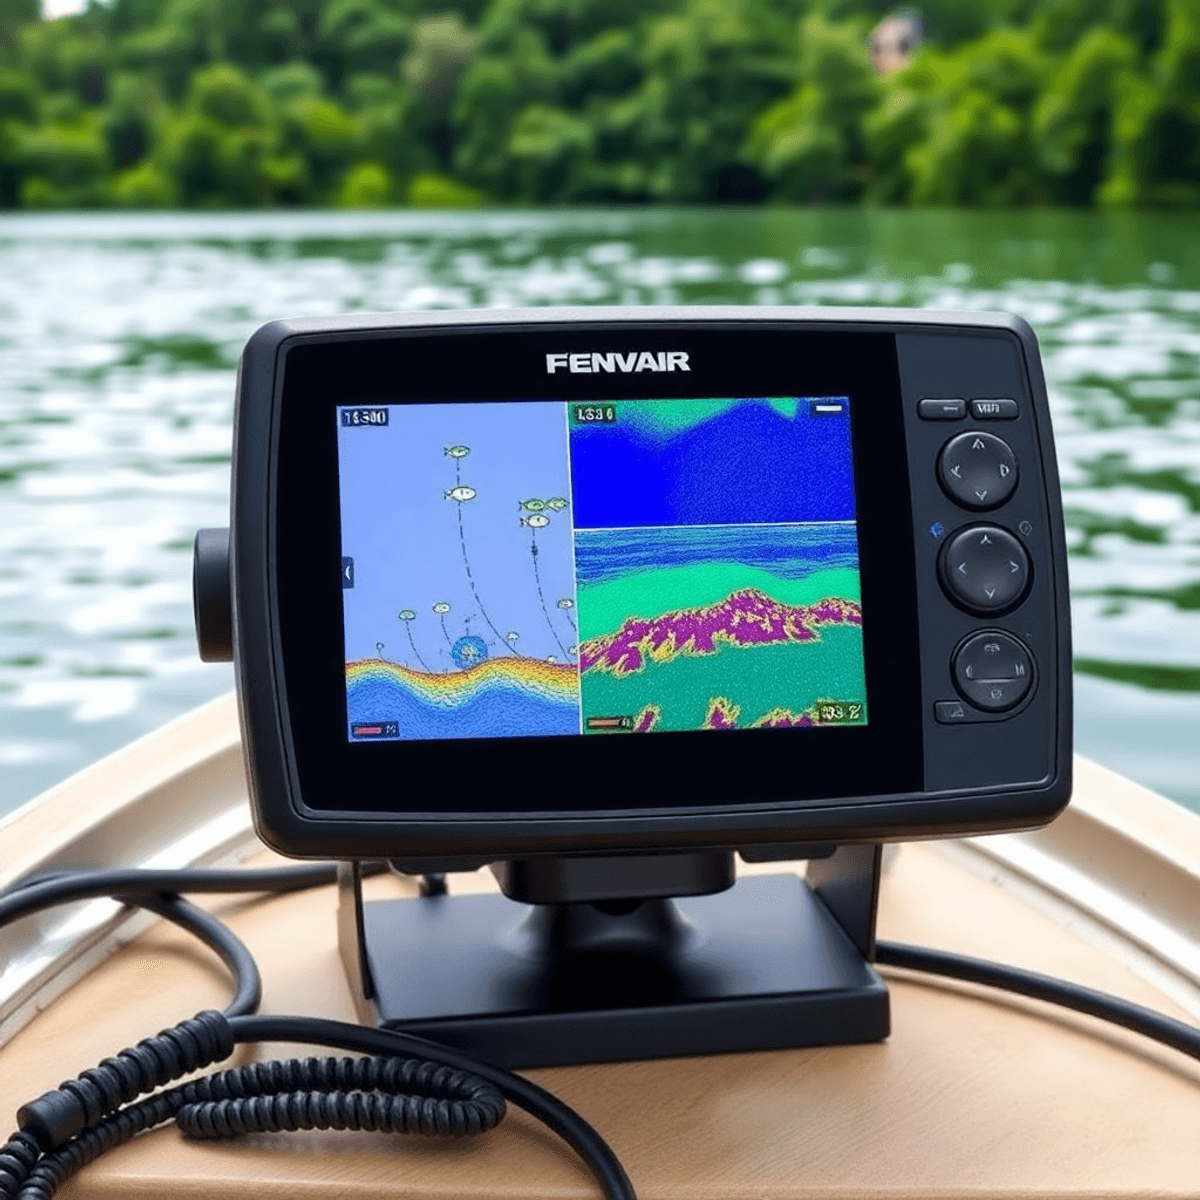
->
[[1, 695, 1199, 1197]]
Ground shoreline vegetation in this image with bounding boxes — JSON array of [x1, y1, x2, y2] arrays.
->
[[0, 0, 1197, 211]]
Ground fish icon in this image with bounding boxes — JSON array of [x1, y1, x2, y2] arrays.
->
[[556, 598, 574, 609], [545, 497, 568, 511], [444, 445, 470, 459], [519, 498, 546, 512], [432, 601, 451, 614], [521, 513, 550, 528], [445, 486, 476, 502], [398, 609, 416, 621]]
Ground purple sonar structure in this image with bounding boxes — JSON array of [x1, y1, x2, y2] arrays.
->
[[578, 589, 862, 678], [700, 698, 817, 731], [704, 697, 740, 730], [632, 704, 661, 732]]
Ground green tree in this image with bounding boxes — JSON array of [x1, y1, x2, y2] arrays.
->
[[356, 89, 429, 185], [560, 26, 640, 108], [335, 157, 391, 204], [0, 0, 40, 62], [0, 66, 36, 204], [157, 62, 280, 205], [277, 92, 361, 196], [102, 71, 164, 168], [1034, 0, 1169, 57], [17, 118, 110, 206], [0, 0, 1197, 210], [0, 65, 35, 121], [608, 0, 795, 201], [507, 100, 592, 199], [1100, 0, 1200, 206], [1032, 27, 1139, 204], [315, 0, 410, 90], [870, 28, 1046, 205], [746, 13, 878, 202], [260, 60, 324, 105], [19, 17, 109, 104], [403, 12, 476, 167], [114, 2, 210, 102], [453, 27, 557, 193]]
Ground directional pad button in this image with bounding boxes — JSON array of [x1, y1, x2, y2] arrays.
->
[[938, 431, 1018, 510], [952, 631, 1035, 712], [939, 524, 1031, 614]]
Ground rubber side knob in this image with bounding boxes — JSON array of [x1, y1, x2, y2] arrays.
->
[[193, 528, 233, 663]]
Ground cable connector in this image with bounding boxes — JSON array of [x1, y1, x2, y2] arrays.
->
[[16, 1011, 233, 1152]]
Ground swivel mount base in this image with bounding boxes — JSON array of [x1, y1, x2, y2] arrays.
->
[[338, 857, 889, 1068]]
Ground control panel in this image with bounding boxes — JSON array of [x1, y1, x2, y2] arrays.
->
[[898, 329, 1066, 795]]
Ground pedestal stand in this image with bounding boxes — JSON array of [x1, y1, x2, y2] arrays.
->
[[338, 846, 888, 1067]]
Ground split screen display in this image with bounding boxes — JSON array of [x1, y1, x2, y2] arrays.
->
[[336, 395, 867, 742]]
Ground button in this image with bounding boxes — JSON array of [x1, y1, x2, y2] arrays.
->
[[342, 557, 355, 588], [939, 525, 1031, 614], [970, 398, 1019, 419], [918, 398, 966, 420], [952, 631, 1034, 712], [938, 431, 1018, 510], [935, 700, 969, 723]]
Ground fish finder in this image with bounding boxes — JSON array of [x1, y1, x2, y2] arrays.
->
[[194, 306, 1071, 1066]]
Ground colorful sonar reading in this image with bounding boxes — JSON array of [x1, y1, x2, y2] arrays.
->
[[336, 394, 866, 742], [346, 657, 578, 740]]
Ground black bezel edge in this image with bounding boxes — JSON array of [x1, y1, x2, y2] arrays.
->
[[232, 306, 1071, 861], [1017, 309, 1073, 798]]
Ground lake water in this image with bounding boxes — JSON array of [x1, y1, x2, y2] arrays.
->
[[0, 207, 1197, 816]]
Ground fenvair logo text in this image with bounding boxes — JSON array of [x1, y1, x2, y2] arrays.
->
[[545, 351, 690, 375]]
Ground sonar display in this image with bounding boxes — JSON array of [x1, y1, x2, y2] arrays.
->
[[336, 395, 866, 742]]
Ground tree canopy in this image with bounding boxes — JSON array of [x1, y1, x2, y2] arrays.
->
[[0, 0, 1196, 208]]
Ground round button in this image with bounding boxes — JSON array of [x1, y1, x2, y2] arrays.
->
[[938, 431, 1018, 510], [939, 525, 1031, 614], [952, 631, 1034, 712]]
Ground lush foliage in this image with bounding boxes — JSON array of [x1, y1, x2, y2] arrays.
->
[[0, 0, 1196, 208]]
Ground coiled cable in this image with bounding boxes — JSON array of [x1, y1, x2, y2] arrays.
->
[[8, 1027, 507, 1200], [0, 864, 636, 1200]]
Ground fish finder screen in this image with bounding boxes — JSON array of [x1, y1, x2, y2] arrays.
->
[[336, 397, 866, 742]]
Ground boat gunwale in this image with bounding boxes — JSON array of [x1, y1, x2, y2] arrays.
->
[[3, 692, 1200, 1050]]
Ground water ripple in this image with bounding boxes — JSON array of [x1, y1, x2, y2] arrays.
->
[[0, 208, 1197, 812]]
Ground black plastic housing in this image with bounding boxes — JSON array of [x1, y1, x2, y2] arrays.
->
[[228, 306, 1072, 862]]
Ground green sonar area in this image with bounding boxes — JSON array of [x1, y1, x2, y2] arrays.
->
[[577, 564, 861, 642], [580, 624, 866, 732], [614, 396, 802, 437]]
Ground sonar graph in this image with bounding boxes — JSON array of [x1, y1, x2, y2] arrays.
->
[[337, 401, 581, 741], [568, 397, 866, 734]]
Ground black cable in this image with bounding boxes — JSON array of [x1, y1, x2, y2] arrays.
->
[[127, 894, 262, 1019], [3, 1013, 511, 1200], [1, 1008, 634, 1200], [0, 863, 355, 929], [228, 1015, 636, 1200], [2, 870, 265, 1016], [0, 865, 636, 1200], [875, 940, 1200, 1061], [0, 865, 345, 1021]]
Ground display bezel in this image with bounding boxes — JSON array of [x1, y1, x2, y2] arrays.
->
[[265, 322, 924, 822]]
